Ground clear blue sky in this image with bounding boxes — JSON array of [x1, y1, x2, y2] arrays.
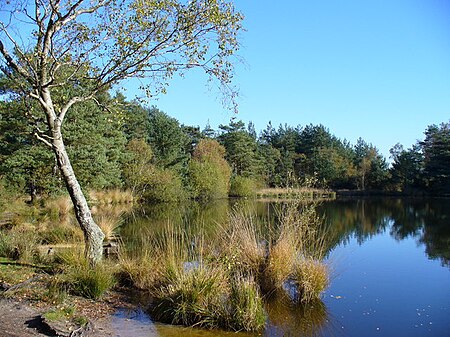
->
[[137, 0, 450, 160]]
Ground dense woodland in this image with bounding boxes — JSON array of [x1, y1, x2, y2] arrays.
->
[[1, 87, 449, 201]]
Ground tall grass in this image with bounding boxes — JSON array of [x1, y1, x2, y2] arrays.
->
[[119, 223, 266, 331], [89, 189, 134, 205], [0, 225, 39, 262], [222, 202, 329, 299], [53, 249, 116, 300], [45, 195, 72, 221], [118, 201, 330, 331], [292, 258, 329, 304]]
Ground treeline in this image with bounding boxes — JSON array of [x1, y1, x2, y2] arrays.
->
[[1, 89, 449, 201]]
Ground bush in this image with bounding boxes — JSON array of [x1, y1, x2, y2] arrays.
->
[[188, 139, 231, 200], [229, 176, 257, 197], [141, 167, 185, 203]]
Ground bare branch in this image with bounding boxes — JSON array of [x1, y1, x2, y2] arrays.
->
[[34, 131, 53, 148], [0, 36, 36, 84], [59, 95, 95, 122]]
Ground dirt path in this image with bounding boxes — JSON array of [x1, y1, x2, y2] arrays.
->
[[0, 298, 115, 337]]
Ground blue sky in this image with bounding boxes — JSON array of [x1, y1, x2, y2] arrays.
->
[[138, 0, 450, 160]]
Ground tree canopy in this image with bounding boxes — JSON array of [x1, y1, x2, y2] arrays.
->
[[0, 0, 243, 265]]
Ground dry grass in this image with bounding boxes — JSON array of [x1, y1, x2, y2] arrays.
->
[[293, 258, 329, 304], [256, 187, 336, 200], [95, 213, 122, 242], [119, 250, 162, 290], [45, 195, 72, 221], [119, 223, 266, 332], [224, 212, 265, 273], [89, 189, 134, 205], [0, 226, 39, 262], [118, 203, 331, 331], [262, 233, 297, 293], [222, 202, 330, 299]]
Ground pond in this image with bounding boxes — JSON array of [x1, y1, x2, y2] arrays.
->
[[116, 198, 450, 337]]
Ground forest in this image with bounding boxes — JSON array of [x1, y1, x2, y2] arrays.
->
[[1, 87, 449, 202]]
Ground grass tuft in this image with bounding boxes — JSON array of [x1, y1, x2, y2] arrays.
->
[[293, 258, 329, 304], [54, 249, 116, 300]]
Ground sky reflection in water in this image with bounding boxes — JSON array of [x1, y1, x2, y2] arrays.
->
[[117, 198, 450, 337]]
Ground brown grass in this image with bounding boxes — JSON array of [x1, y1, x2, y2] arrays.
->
[[89, 189, 134, 205], [293, 258, 329, 304]]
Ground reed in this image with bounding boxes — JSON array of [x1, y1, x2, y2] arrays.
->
[[117, 202, 330, 331], [292, 258, 329, 304], [45, 195, 72, 221], [54, 249, 116, 300], [89, 189, 134, 205]]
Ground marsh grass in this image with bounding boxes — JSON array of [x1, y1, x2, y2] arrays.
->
[[0, 226, 39, 262], [38, 217, 84, 245], [119, 250, 161, 289], [151, 264, 229, 328], [229, 274, 266, 331], [222, 201, 330, 301], [45, 195, 72, 221], [89, 189, 134, 205], [292, 258, 329, 304], [53, 249, 116, 300], [119, 222, 266, 331], [118, 200, 331, 331], [95, 213, 123, 241]]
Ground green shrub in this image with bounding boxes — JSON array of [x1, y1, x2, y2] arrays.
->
[[229, 176, 257, 197], [141, 167, 185, 203], [188, 139, 231, 200]]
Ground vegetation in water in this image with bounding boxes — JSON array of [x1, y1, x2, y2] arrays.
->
[[118, 201, 330, 331]]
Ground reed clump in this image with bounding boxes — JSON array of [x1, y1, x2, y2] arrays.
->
[[222, 202, 330, 302], [292, 258, 329, 304], [89, 189, 134, 205], [119, 224, 266, 332], [52, 249, 117, 300], [119, 202, 330, 332]]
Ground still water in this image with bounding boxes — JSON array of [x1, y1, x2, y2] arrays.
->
[[116, 198, 450, 337]]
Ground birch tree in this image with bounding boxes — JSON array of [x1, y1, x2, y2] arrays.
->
[[0, 0, 242, 265]]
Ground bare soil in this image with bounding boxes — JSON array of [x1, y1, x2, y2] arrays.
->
[[0, 291, 137, 337]]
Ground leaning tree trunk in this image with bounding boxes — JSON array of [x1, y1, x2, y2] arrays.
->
[[51, 126, 105, 266]]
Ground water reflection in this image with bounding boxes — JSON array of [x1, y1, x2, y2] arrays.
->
[[265, 293, 333, 337], [316, 198, 450, 267], [121, 198, 450, 267], [118, 197, 450, 336]]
